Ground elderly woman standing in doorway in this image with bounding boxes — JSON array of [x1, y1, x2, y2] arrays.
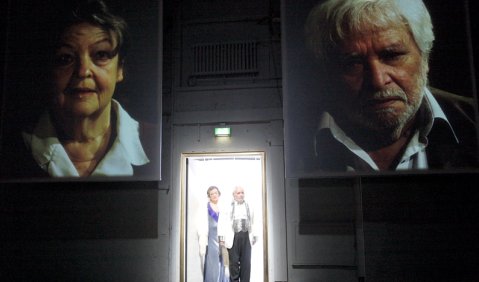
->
[[197, 186, 229, 282], [13, 0, 151, 177]]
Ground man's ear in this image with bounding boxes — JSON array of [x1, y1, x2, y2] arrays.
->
[[422, 58, 430, 74]]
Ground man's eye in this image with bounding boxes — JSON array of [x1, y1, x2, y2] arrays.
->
[[339, 55, 363, 66], [381, 51, 405, 62], [54, 53, 75, 66], [344, 58, 362, 67], [340, 57, 364, 73]]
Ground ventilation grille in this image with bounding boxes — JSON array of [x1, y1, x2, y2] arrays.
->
[[192, 41, 258, 77]]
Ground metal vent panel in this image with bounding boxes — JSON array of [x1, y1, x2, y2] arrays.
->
[[192, 41, 258, 77]]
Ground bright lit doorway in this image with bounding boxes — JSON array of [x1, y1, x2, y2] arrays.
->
[[181, 152, 267, 282]]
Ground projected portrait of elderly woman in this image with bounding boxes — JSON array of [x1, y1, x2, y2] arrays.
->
[[1, 0, 161, 179]]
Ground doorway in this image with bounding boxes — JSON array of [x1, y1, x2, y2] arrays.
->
[[181, 152, 267, 282]]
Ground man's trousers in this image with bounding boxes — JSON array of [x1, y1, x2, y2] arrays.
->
[[228, 231, 251, 282]]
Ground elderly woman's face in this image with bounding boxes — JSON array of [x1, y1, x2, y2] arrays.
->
[[332, 25, 427, 137], [208, 188, 220, 203], [51, 22, 123, 118]]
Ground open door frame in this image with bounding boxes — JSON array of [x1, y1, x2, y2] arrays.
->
[[179, 151, 268, 282]]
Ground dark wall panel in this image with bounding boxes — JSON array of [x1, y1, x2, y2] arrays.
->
[[362, 173, 479, 281], [0, 181, 159, 240]]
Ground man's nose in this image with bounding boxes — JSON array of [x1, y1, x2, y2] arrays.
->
[[365, 60, 391, 90]]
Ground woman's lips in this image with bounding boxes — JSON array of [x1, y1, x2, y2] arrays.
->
[[67, 88, 97, 98]]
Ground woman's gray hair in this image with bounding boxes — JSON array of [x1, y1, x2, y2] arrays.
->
[[305, 0, 434, 64], [46, 0, 129, 65], [207, 186, 221, 197]]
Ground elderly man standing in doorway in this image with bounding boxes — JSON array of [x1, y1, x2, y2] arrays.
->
[[218, 186, 257, 282], [305, 0, 478, 172]]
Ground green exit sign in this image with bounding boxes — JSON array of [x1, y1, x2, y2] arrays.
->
[[214, 127, 231, 137]]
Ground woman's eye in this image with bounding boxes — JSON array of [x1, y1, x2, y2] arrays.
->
[[54, 53, 75, 66], [93, 50, 114, 63]]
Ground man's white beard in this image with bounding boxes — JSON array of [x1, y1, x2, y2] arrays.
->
[[346, 65, 428, 143]]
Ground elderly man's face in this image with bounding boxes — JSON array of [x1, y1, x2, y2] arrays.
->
[[233, 187, 245, 203], [333, 25, 427, 139]]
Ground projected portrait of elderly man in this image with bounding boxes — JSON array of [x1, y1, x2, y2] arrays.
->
[[305, 0, 478, 172]]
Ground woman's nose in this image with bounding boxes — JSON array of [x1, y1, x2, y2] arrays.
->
[[75, 56, 93, 78]]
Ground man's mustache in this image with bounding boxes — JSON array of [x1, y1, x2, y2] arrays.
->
[[360, 88, 408, 106]]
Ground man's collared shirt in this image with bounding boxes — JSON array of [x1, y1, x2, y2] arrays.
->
[[233, 202, 249, 220], [22, 99, 149, 177], [315, 88, 457, 171]]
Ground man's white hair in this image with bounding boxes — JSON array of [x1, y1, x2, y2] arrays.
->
[[305, 0, 434, 63]]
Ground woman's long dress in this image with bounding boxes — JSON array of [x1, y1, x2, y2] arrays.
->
[[204, 203, 228, 282]]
